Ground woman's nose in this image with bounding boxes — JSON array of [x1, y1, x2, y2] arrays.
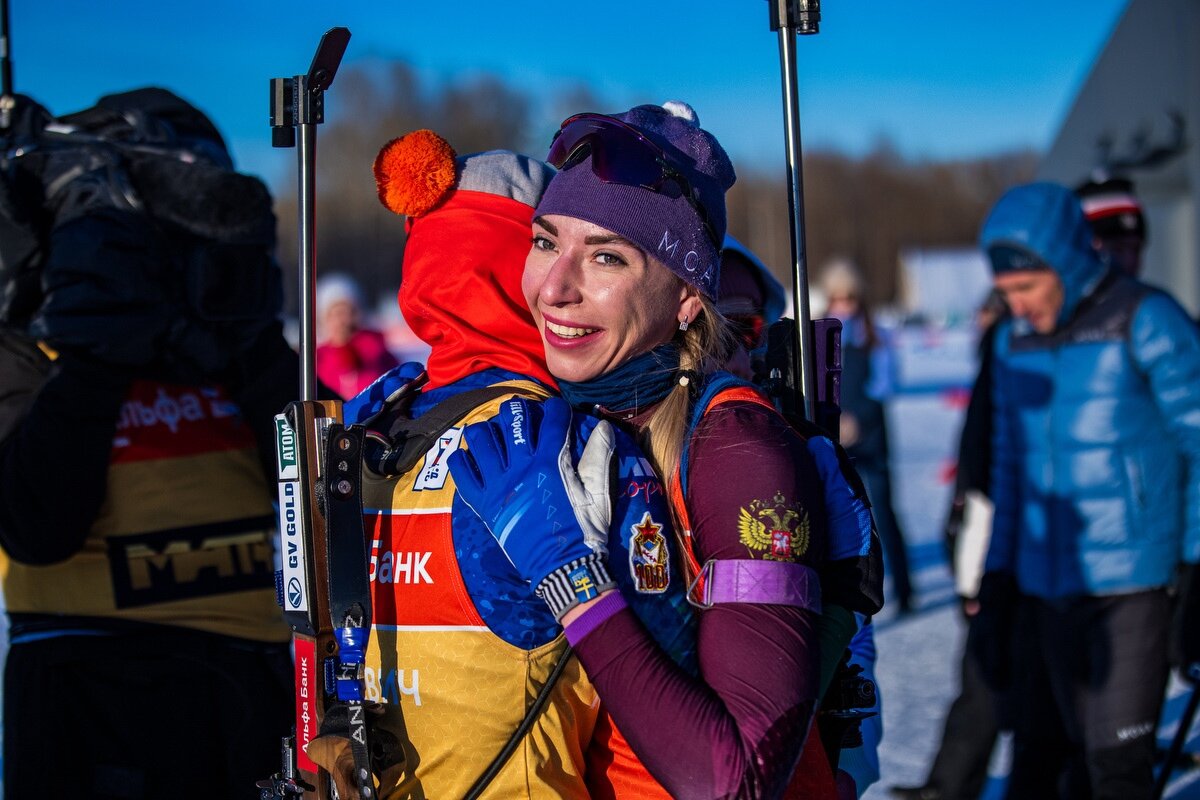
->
[[539, 255, 583, 305]]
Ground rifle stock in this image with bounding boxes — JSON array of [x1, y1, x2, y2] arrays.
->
[[756, 316, 842, 439], [273, 400, 341, 797]]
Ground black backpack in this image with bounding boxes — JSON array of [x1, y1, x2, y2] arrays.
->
[[0, 87, 282, 384]]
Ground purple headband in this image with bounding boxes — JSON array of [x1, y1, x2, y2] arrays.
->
[[535, 103, 736, 299]]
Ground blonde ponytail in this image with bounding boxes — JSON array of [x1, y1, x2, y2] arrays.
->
[[638, 297, 734, 572]]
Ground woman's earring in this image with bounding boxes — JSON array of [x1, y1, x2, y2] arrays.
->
[[679, 315, 689, 332]]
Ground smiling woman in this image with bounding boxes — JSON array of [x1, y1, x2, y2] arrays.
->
[[524, 215, 701, 383], [449, 101, 883, 799]]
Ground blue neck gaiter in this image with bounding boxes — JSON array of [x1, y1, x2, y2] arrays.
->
[[557, 343, 681, 415]]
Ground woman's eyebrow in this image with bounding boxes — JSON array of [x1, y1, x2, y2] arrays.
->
[[534, 216, 639, 250], [584, 233, 638, 247]]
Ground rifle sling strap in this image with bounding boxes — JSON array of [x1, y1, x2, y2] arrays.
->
[[464, 644, 574, 800], [368, 386, 520, 476]]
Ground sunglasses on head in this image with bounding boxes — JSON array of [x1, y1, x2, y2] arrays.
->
[[547, 113, 720, 249]]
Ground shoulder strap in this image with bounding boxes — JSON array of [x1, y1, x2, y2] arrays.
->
[[366, 385, 519, 476], [677, 373, 778, 500], [669, 373, 785, 595]]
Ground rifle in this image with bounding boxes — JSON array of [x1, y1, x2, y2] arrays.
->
[[757, 0, 841, 438], [258, 28, 377, 800], [763, 0, 878, 772]]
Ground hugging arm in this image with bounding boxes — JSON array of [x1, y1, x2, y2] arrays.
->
[[449, 397, 821, 798]]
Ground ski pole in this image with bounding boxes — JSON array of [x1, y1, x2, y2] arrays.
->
[[271, 27, 350, 401], [1153, 663, 1200, 800], [766, 5, 874, 778]]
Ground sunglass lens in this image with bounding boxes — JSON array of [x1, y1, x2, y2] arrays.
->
[[729, 315, 765, 350], [590, 130, 662, 187], [547, 119, 598, 168], [549, 116, 662, 187]]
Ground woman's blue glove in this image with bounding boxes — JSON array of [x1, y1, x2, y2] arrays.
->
[[449, 397, 617, 620]]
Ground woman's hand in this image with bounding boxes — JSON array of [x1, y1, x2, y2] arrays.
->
[[449, 397, 618, 619]]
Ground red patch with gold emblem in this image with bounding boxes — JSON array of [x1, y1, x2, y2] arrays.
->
[[738, 492, 810, 562], [629, 511, 670, 593]]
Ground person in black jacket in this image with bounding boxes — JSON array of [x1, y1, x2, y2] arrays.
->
[[1075, 176, 1147, 279], [0, 89, 297, 800]]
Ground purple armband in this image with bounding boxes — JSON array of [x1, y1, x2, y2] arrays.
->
[[688, 559, 822, 612]]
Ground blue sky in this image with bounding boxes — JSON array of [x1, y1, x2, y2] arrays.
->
[[15, 1, 1128, 185]]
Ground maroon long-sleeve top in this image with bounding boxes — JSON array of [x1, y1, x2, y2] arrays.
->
[[567, 399, 827, 799]]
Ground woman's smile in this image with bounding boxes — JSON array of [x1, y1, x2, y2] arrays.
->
[[523, 214, 700, 382], [543, 315, 601, 342]]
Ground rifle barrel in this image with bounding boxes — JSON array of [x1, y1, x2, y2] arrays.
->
[[297, 115, 318, 401], [777, 26, 816, 422]]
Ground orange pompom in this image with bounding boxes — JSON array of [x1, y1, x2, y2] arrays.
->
[[373, 130, 458, 217]]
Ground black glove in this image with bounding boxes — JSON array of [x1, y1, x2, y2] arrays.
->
[[219, 322, 302, 487], [222, 321, 294, 385], [31, 210, 175, 371], [1175, 563, 1200, 680], [966, 570, 1019, 692]]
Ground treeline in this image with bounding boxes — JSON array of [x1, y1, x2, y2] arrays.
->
[[273, 60, 1037, 314]]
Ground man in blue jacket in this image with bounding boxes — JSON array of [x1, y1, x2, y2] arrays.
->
[[972, 181, 1200, 799]]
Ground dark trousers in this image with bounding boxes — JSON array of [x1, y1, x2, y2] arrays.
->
[[4, 627, 294, 799], [857, 461, 913, 608], [1005, 590, 1170, 800], [925, 613, 1002, 799]]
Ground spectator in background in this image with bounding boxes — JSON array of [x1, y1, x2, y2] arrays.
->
[[970, 182, 1200, 799], [316, 272, 399, 399], [890, 288, 1009, 800], [820, 259, 915, 614], [716, 235, 786, 380], [1075, 176, 1148, 278]]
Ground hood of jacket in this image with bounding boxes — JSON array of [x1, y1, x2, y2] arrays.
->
[[400, 186, 556, 391], [979, 181, 1106, 327]]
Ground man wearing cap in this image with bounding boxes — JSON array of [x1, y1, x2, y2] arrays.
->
[[1076, 176, 1149, 278], [970, 181, 1200, 798]]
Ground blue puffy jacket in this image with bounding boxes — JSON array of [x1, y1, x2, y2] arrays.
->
[[982, 182, 1200, 599]]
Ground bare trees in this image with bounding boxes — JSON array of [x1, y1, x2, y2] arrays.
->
[[273, 60, 1038, 315]]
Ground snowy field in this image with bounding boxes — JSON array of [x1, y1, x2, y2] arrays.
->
[[3, 321, 1200, 798]]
